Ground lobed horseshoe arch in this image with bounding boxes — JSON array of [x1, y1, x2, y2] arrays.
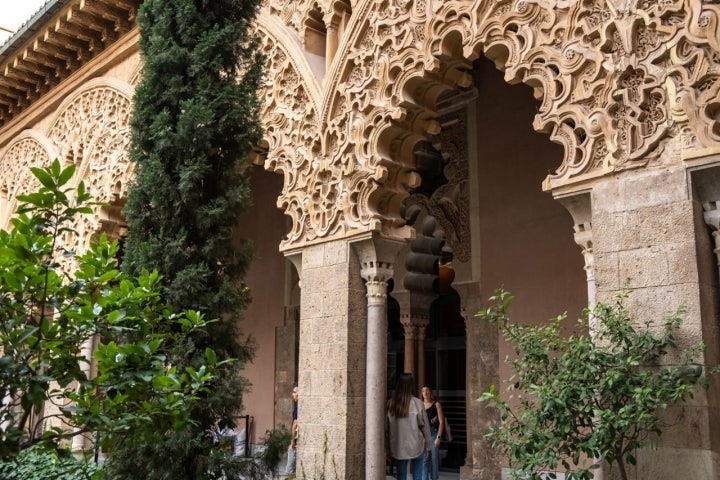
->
[[314, 0, 720, 243]]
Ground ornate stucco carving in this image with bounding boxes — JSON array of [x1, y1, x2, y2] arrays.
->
[[258, 0, 719, 249], [47, 79, 134, 257], [256, 14, 323, 249], [0, 133, 53, 229]]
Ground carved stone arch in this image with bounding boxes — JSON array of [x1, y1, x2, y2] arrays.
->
[[255, 12, 324, 249], [330, 0, 720, 241], [47, 78, 134, 259], [264, 0, 719, 248], [0, 131, 55, 229]]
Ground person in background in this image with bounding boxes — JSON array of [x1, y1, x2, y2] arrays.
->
[[386, 373, 431, 480], [284, 384, 299, 478], [421, 386, 445, 480]]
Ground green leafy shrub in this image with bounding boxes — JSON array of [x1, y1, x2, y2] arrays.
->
[[0, 445, 99, 480], [259, 424, 291, 474], [478, 289, 708, 480], [0, 160, 219, 459]]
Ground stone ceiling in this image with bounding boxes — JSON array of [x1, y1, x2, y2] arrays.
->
[[0, 0, 140, 127]]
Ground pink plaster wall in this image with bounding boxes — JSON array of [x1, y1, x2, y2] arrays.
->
[[236, 165, 287, 443], [472, 58, 588, 382]]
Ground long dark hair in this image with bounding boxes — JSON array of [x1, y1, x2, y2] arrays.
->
[[388, 373, 416, 418]]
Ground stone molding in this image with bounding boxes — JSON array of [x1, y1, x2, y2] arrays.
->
[[259, 0, 720, 251]]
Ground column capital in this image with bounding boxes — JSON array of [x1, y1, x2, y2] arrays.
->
[[351, 235, 406, 284]]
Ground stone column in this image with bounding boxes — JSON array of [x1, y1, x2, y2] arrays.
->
[[557, 194, 595, 300], [352, 235, 405, 480], [556, 192, 603, 479], [400, 314, 416, 376], [415, 329, 426, 392], [457, 282, 501, 480], [325, 23, 338, 71]]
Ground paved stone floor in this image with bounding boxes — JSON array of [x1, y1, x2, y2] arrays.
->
[[385, 470, 460, 479]]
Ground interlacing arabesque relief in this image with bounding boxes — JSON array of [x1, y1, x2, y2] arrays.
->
[[314, 0, 720, 242], [0, 136, 52, 228], [260, 0, 718, 248], [255, 22, 323, 248], [47, 85, 133, 264], [464, 0, 720, 183], [319, 0, 432, 242]]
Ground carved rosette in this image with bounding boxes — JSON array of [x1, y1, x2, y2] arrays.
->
[[0, 136, 52, 228], [260, 0, 718, 249]]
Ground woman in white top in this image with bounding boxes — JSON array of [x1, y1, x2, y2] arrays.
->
[[386, 373, 431, 480]]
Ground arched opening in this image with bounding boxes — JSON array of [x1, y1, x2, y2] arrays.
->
[[386, 52, 588, 475], [236, 163, 298, 446]]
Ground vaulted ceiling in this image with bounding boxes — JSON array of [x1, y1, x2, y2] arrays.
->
[[0, 0, 140, 127]]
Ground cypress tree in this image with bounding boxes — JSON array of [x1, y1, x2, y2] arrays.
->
[[110, 0, 263, 478]]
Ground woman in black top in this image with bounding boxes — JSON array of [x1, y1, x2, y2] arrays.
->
[[421, 386, 445, 480]]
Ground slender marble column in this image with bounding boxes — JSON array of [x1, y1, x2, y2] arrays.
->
[[353, 236, 404, 480]]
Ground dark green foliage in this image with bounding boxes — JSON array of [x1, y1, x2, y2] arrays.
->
[[0, 161, 218, 474], [116, 0, 264, 478], [0, 446, 99, 480], [259, 425, 291, 475], [478, 289, 708, 480]]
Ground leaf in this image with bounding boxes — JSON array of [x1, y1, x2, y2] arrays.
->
[[30, 167, 56, 191], [58, 163, 76, 186]]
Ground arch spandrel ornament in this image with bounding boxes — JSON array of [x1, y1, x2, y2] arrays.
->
[[47, 79, 134, 261], [0, 133, 53, 229], [47, 79, 134, 206], [261, 0, 719, 249], [256, 13, 326, 248]]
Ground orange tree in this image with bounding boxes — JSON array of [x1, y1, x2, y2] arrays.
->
[[479, 289, 708, 480]]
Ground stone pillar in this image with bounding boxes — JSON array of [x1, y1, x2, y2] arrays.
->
[[294, 239, 368, 479], [72, 334, 97, 452], [556, 192, 604, 479], [275, 254, 301, 431], [416, 329, 426, 392], [399, 312, 429, 385], [325, 24, 338, 71], [458, 281, 501, 480], [401, 313, 416, 377], [557, 192, 596, 310], [352, 235, 405, 480], [592, 164, 720, 479]]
